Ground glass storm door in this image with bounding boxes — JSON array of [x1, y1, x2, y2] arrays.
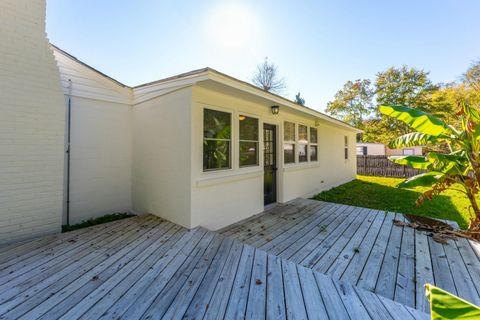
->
[[263, 123, 277, 205]]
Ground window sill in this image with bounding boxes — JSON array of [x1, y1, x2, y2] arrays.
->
[[283, 162, 320, 172], [196, 169, 263, 188]]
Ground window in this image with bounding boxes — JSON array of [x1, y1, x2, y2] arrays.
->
[[284, 121, 296, 164], [344, 136, 349, 159], [203, 109, 231, 171], [403, 148, 414, 155], [239, 115, 259, 167], [298, 125, 308, 162], [310, 127, 318, 161], [356, 146, 367, 155]]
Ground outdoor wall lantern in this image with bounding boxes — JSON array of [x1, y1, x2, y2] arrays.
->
[[271, 105, 280, 115]]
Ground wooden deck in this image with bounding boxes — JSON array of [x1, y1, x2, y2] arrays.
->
[[219, 199, 480, 314], [0, 213, 429, 319]]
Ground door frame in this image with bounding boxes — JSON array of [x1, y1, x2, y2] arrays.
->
[[263, 122, 278, 206]]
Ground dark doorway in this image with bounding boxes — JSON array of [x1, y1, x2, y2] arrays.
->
[[263, 123, 277, 205]]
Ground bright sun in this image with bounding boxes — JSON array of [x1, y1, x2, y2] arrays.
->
[[206, 3, 258, 49]]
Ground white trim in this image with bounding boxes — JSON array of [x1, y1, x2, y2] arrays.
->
[[196, 170, 263, 187]]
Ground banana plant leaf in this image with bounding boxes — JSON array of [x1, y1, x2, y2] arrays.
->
[[398, 171, 445, 188], [389, 155, 430, 170], [425, 284, 480, 320], [379, 105, 451, 136], [388, 132, 445, 149]]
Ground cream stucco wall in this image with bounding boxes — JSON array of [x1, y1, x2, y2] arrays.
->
[[0, 0, 66, 244], [66, 97, 132, 224], [131, 88, 192, 228], [190, 83, 356, 230], [53, 48, 133, 225]]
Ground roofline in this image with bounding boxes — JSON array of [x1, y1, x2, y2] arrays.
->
[[50, 43, 130, 89], [51, 44, 361, 132], [205, 68, 362, 132]]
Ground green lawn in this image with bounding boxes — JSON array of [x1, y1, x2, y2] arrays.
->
[[313, 175, 474, 229]]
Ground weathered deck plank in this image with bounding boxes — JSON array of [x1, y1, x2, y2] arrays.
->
[[0, 203, 470, 319]]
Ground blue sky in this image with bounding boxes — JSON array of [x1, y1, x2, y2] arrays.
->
[[46, 0, 480, 112]]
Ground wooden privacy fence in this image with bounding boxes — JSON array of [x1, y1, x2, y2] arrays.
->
[[357, 155, 426, 178]]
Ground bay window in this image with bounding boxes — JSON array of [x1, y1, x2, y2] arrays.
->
[[203, 109, 231, 171]]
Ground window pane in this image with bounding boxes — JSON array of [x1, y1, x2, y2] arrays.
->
[[239, 141, 258, 167], [204, 109, 231, 139], [239, 116, 258, 141], [284, 143, 295, 163], [299, 144, 307, 162], [345, 147, 349, 159], [344, 135, 348, 147], [310, 127, 318, 144], [284, 122, 295, 141], [310, 145, 318, 161], [298, 125, 308, 143], [203, 140, 230, 170]]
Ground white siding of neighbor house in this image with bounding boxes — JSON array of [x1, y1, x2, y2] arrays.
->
[[131, 88, 193, 228], [189, 83, 356, 230], [357, 143, 386, 156], [0, 0, 66, 244], [387, 146, 423, 156], [52, 48, 133, 225]]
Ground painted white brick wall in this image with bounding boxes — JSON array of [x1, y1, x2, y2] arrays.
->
[[0, 0, 66, 244]]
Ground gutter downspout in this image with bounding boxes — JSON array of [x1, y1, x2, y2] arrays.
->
[[66, 79, 72, 226]]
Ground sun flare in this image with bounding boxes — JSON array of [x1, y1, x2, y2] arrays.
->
[[206, 3, 258, 49]]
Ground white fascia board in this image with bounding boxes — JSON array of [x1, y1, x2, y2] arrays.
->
[[132, 72, 209, 105]]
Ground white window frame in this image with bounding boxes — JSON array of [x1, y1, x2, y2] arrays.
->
[[298, 124, 308, 163], [344, 135, 349, 160], [309, 127, 318, 162], [202, 107, 233, 172], [238, 114, 260, 168], [283, 121, 296, 164]]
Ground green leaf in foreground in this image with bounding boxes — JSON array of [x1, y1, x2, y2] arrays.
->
[[426, 283, 480, 320], [388, 132, 445, 149], [398, 171, 445, 188], [379, 105, 450, 136], [389, 155, 430, 170]]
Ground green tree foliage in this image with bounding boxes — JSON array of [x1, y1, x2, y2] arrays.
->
[[375, 66, 438, 110], [325, 79, 374, 129], [463, 59, 480, 91], [374, 66, 439, 138], [295, 92, 305, 105]]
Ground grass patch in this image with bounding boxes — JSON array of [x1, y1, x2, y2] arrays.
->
[[62, 212, 134, 232], [313, 175, 474, 229]]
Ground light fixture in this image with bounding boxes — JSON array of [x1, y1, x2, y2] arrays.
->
[[271, 105, 279, 115], [239, 115, 246, 121]]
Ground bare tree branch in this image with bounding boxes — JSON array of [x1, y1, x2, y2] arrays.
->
[[252, 57, 287, 94]]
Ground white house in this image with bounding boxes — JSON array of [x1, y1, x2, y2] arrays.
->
[[356, 142, 423, 156], [0, 0, 360, 244]]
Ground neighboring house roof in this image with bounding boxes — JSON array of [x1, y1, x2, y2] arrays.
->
[[51, 44, 361, 133]]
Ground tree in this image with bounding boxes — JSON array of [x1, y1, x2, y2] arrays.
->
[[375, 66, 438, 110], [295, 92, 305, 105], [325, 79, 374, 129], [374, 66, 439, 139], [380, 103, 480, 234], [252, 57, 287, 94], [463, 59, 480, 91]]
